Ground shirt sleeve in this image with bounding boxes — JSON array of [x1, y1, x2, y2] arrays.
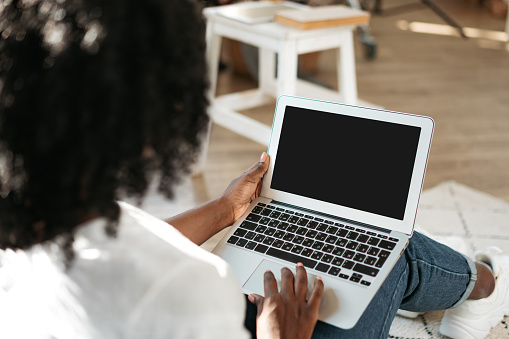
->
[[124, 259, 250, 339]]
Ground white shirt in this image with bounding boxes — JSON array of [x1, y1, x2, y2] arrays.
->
[[0, 202, 250, 339]]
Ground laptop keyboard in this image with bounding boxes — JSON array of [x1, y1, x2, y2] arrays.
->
[[226, 202, 399, 287]]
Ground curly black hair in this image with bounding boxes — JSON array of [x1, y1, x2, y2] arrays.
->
[[0, 0, 209, 257]]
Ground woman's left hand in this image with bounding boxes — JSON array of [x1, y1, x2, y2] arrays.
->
[[220, 152, 270, 225]]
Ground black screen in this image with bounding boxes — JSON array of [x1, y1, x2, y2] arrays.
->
[[270, 106, 422, 220]]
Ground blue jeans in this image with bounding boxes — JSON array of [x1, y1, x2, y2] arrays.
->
[[244, 231, 477, 338]]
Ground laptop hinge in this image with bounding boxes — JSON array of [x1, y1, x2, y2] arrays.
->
[[270, 200, 391, 234]]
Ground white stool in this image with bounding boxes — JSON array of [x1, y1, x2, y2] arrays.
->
[[204, 6, 369, 146]]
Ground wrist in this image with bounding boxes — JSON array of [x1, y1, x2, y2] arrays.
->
[[211, 195, 236, 232]]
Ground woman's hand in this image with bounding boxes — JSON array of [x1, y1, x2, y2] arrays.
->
[[220, 152, 270, 225], [248, 263, 324, 339]]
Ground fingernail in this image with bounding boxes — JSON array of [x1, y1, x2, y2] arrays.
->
[[297, 262, 304, 267], [316, 276, 322, 281], [260, 152, 267, 162], [248, 294, 255, 303]]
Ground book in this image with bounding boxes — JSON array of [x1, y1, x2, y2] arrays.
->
[[274, 5, 370, 30], [215, 1, 306, 24]]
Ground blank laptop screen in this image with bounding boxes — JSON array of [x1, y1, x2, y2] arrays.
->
[[270, 106, 422, 220]]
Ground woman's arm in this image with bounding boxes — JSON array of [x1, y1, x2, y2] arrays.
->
[[166, 152, 269, 245]]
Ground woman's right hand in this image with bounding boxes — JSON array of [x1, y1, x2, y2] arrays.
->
[[248, 263, 324, 339]]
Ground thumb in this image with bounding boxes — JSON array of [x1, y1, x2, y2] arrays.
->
[[250, 152, 269, 177], [248, 294, 265, 317]]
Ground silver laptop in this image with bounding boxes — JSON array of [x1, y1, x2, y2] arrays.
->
[[212, 95, 434, 329]]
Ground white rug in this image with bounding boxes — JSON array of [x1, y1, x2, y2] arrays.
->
[[133, 180, 509, 338]]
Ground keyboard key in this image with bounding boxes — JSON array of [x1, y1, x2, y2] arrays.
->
[[227, 236, 239, 244], [287, 225, 298, 233], [305, 215, 314, 219], [245, 231, 256, 240], [273, 240, 284, 248], [324, 220, 333, 224], [356, 228, 366, 233], [273, 230, 285, 239], [283, 233, 295, 242], [278, 213, 290, 221], [336, 238, 348, 247], [353, 263, 379, 277], [297, 218, 310, 226], [246, 214, 262, 222], [277, 222, 289, 230], [342, 260, 355, 269], [252, 206, 263, 214], [263, 237, 275, 246], [240, 221, 257, 231], [282, 242, 294, 251], [323, 244, 334, 253], [353, 253, 366, 262], [257, 203, 266, 207], [343, 250, 355, 259], [234, 228, 247, 237], [337, 229, 348, 237], [276, 207, 285, 211], [255, 225, 267, 233], [306, 230, 318, 238], [254, 234, 265, 242], [332, 257, 344, 266], [345, 226, 355, 230], [357, 244, 369, 253], [245, 241, 257, 250], [295, 212, 304, 217], [375, 256, 388, 268], [346, 241, 358, 250], [292, 236, 304, 245], [377, 234, 388, 239], [326, 226, 338, 234], [291, 245, 304, 254], [237, 238, 248, 247], [264, 228, 276, 236], [312, 242, 324, 251], [260, 209, 272, 216], [332, 247, 344, 256], [254, 244, 269, 253], [367, 237, 380, 246], [378, 240, 396, 250], [366, 231, 377, 236], [321, 254, 333, 263], [302, 238, 314, 247], [259, 217, 270, 225], [288, 216, 299, 224], [308, 221, 319, 229], [268, 219, 280, 228], [315, 218, 324, 222], [296, 227, 308, 235], [346, 231, 359, 240], [365, 256, 377, 266], [311, 251, 323, 260], [266, 248, 318, 269], [328, 267, 341, 276], [269, 211, 281, 218], [357, 234, 370, 243], [302, 248, 313, 257], [379, 250, 390, 259], [316, 232, 327, 241], [367, 247, 380, 256], [339, 273, 349, 280], [360, 280, 371, 286], [325, 235, 338, 244], [389, 237, 400, 242], [350, 273, 362, 283], [316, 263, 330, 272], [316, 223, 328, 232]]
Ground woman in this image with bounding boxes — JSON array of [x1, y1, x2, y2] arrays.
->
[[0, 0, 506, 338]]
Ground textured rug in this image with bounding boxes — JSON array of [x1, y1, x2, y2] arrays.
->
[[133, 180, 509, 338]]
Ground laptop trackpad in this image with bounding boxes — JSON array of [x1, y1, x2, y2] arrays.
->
[[243, 260, 338, 316]]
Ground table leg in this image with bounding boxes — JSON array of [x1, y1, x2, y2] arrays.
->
[[259, 48, 276, 95], [277, 40, 298, 97], [338, 30, 358, 105]]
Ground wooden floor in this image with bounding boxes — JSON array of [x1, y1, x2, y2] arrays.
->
[[195, 0, 509, 204]]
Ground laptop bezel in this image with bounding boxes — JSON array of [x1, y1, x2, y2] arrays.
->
[[260, 95, 434, 235]]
